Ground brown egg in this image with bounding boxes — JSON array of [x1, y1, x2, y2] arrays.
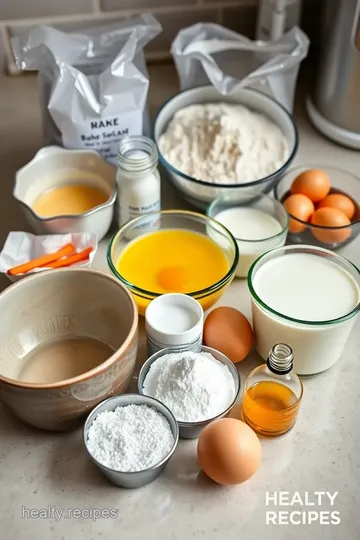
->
[[197, 418, 261, 485], [291, 169, 331, 202], [283, 194, 315, 233], [317, 193, 356, 220], [310, 207, 351, 244], [203, 307, 253, 364]]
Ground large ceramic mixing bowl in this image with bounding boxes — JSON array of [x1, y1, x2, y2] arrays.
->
[[153, 85, 298, 210], [0, 269, 138, 431], [107, 210, 239, 316]]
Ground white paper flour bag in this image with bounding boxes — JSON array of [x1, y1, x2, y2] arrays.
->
[[12, 14, 162, 164], [171, 24, 309, 112]]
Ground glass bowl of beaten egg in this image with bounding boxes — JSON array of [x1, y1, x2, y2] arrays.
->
[[274, 164, 360, 250], [107, 210, 239, 316]]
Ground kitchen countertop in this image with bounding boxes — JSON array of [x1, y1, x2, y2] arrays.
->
[[0, 64, 359, 540]]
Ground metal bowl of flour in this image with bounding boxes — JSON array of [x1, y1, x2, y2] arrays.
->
[[138, 345, 241, 439], [83, 394, 179, 489]]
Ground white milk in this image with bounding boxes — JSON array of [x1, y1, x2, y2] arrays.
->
[[251, 252, 360, 375], [215, 207, 286, 277]]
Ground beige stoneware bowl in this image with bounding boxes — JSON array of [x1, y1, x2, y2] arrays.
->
[[0, 268, 138, 431]]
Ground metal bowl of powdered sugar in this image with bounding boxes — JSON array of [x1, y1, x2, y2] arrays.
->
[[138, 345, 241, 439], [83, 394, 179, 488]]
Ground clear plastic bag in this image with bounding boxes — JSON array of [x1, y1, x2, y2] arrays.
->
[[11, 14, 162, 163], [171, 23, 309, 112]]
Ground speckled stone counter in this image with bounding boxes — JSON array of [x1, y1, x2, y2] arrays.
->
[[0, 65, 359, 540]]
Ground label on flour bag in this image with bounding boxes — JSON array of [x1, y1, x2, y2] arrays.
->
[[61, 111, 143, 164]]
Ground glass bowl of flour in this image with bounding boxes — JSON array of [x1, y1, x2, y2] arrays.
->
[[154, 85, 298, 210]]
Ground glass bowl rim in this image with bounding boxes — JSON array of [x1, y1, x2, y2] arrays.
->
[[274, 164, 360, 228], [207, 190, 290, 243], [107, 209, 240, 299], [247, 244, 360, 326], [153, 85, 299, 189]]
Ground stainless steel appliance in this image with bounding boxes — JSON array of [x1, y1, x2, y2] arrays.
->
[[306, 0, 360, 148]]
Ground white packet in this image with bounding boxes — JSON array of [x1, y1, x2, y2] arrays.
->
[[0, 232, 97, 282], [171, 24, 309, 112]]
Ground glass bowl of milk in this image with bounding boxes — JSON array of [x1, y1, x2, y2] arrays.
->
[[248, 244, 360, 376], [208, 191, 289, 278]]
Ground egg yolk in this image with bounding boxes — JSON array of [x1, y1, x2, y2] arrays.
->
[[157, 266, 189, 292]]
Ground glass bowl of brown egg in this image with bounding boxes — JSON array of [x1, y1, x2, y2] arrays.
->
[[274, 165, 360, 250]]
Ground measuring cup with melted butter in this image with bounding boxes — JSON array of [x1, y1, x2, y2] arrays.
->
[[13, 146, 117, 240]]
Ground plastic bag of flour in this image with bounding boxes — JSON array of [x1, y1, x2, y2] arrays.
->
[[11, 14, 162, 163], [171, 23, 309, 112]]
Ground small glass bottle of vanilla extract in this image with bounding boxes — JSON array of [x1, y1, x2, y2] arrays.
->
[[242, 343, 303, 437]]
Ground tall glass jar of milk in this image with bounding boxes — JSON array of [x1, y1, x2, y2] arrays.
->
[[248, 245, 360, 376], [116, 135, 161, 227]]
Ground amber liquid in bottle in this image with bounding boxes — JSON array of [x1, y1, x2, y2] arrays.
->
[[242, 380, 301, 437], [242, 344, 303, 437]]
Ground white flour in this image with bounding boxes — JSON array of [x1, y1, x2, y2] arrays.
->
[[158, 103, 289, 184], [142, 351, 236, 422], [86, 404, 174, 472]]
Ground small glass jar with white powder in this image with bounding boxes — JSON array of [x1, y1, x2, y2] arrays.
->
[[116, 135, 161, 227]]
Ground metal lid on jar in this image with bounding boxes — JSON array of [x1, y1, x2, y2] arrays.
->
[[117, 135, 158, 174], [266, 343, 294, 375]]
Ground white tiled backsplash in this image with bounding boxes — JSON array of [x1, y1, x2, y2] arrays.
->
[[0, 0, 259, 73]]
